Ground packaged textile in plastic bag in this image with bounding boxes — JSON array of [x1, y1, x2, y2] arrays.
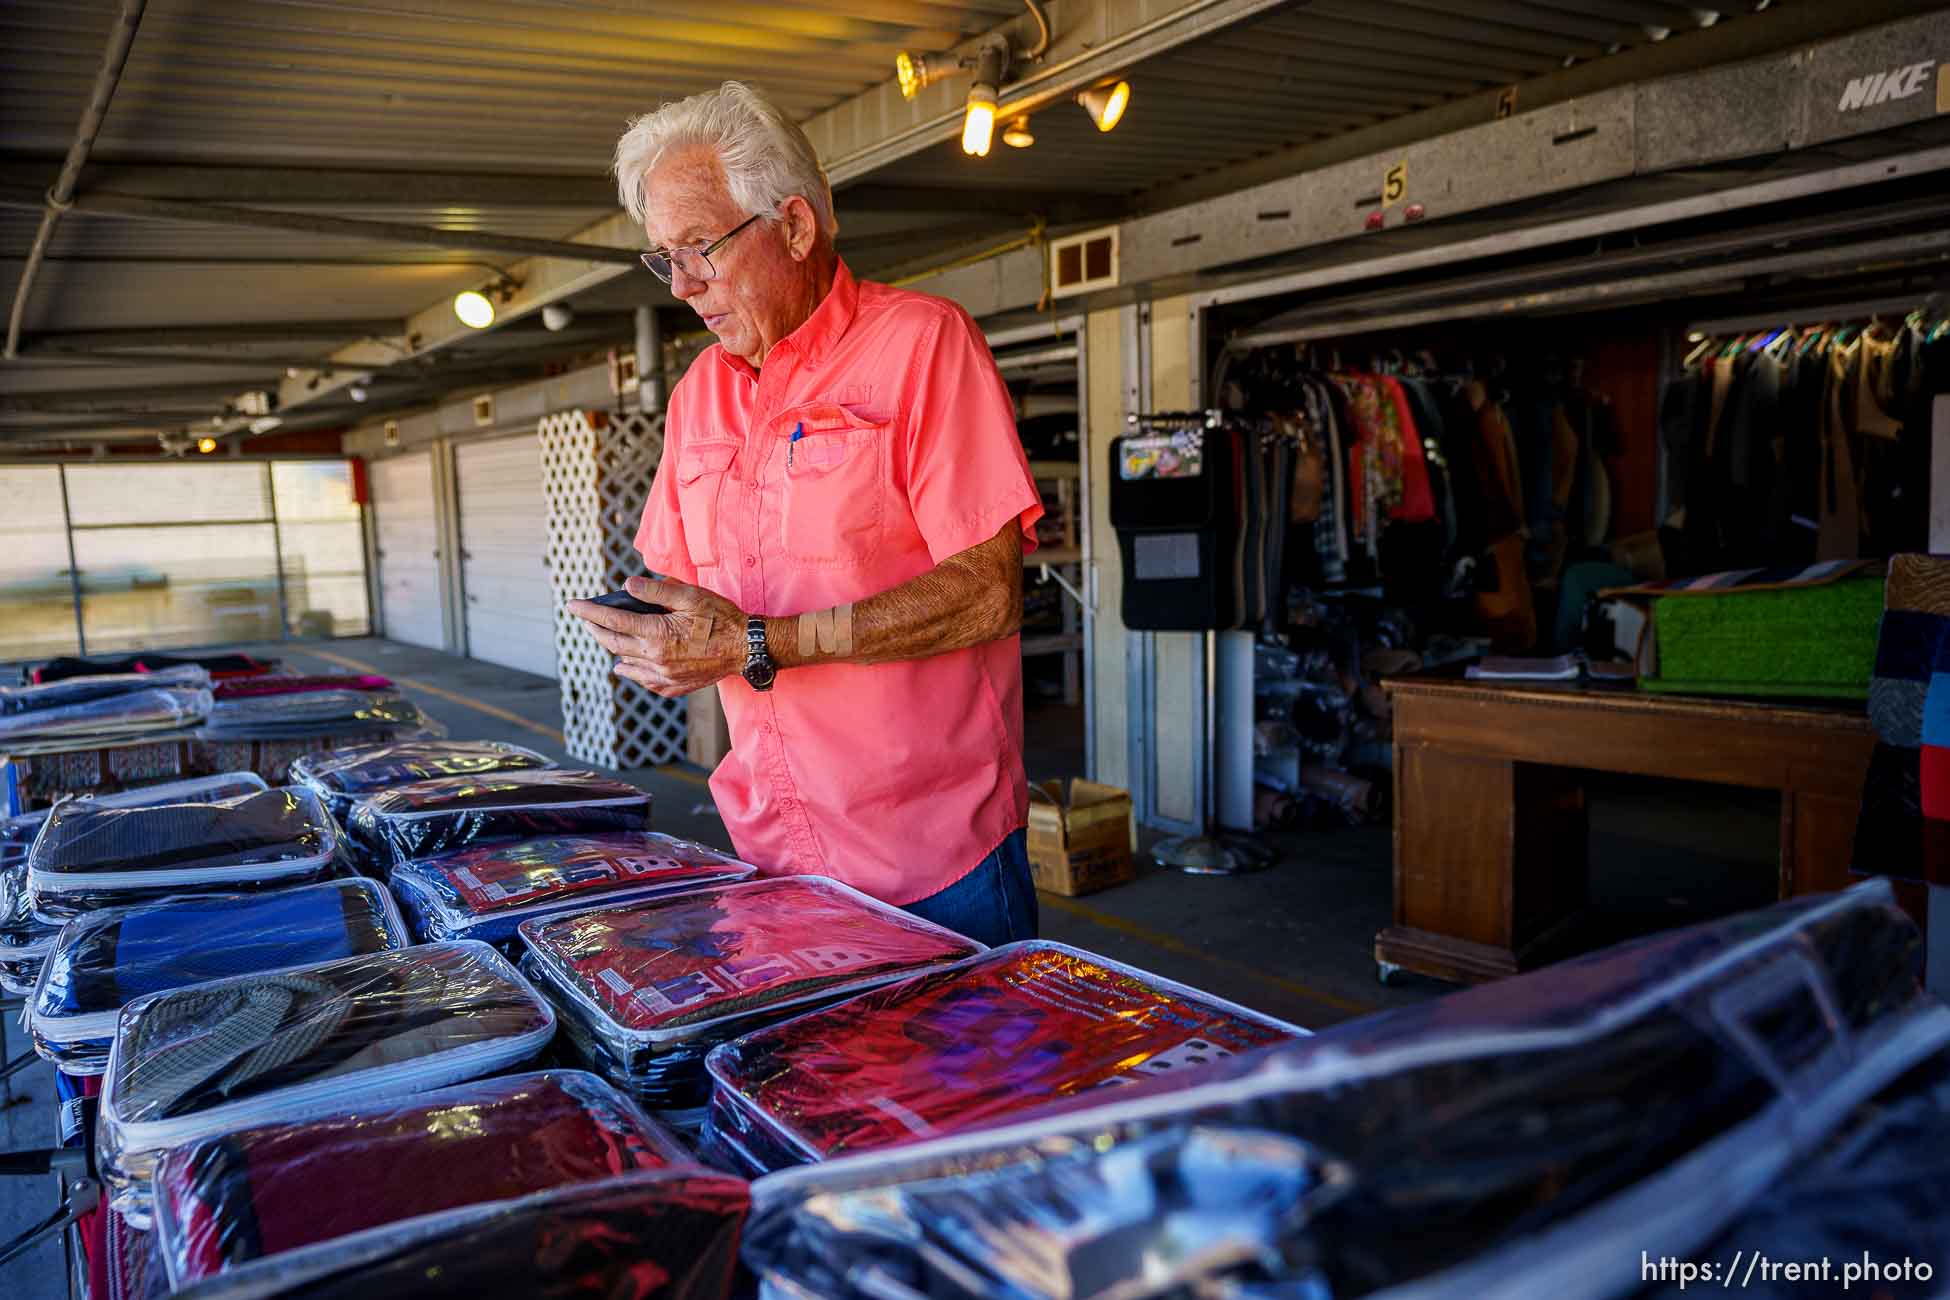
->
[[98, 938, 556, 1224], [747, 1124, 1352, 1300], [391, 832, 756, 948], [1, 771, 270, 868], [0, 687, 212, 749], [519, 876, 984, 1109], [152, 1069, 692, 1289], [288, 739, 556, 823], [1631, 1051, 1950, 1299], [27, 787, 344, 921], [346, 769, 651, 871], [704, 940, 1301, 1173], [200, 689, 428, 740], [107, 1207, 172, 1300], [0, 664, 209, 714], [29, 878, 409, 1075], [743, 882, 1949, 1300], [0, 863, 56, 994], [156, 1170, 748, 1300]]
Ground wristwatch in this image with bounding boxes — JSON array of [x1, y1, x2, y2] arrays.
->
[[742, 615, 777, 692]]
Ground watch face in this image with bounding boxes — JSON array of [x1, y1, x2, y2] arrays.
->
[[744, 660, 777, 692]]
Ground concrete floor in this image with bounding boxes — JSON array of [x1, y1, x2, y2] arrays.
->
[[1, 635, 1789, 1297]]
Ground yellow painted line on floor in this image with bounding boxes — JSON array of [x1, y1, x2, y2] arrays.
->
[[295, 645, 567, 744], [1037, 891, 1378, 1018], [653, 764, 711, 787]]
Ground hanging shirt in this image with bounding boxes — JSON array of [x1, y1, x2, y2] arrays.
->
[[634, 259, 1044, 906]]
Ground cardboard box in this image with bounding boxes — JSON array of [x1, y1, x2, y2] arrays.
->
[[1026, 779, 1135, 897]]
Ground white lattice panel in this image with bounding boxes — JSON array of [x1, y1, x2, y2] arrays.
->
[[540, 408, 688, 768]]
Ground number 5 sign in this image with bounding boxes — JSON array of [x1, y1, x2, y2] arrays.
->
[[1382, 160, 1408, 206]]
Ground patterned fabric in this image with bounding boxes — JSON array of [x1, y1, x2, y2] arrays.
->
[[1855, 554, 1950, 885], [703, 941, 1300, 1170], [1604, 557, 1876, 597]]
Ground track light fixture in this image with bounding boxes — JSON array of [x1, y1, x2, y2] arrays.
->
[[1002, 115, 1035, 148], [1077, 80, 1131, 133]]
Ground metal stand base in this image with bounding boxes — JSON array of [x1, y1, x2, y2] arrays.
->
[[1151, 834, 1277, 875]]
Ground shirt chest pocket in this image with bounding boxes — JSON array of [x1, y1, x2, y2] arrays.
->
[[779, 404, 888, 568], [675, 442, 738, 569]]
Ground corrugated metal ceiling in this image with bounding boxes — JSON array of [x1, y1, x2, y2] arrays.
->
[[891, 0, 1773, 195], [0, 0, 1861, 444], [2, 0, 1025, 167]]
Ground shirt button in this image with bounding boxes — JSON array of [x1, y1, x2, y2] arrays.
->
[[745, 556, 756, 567]]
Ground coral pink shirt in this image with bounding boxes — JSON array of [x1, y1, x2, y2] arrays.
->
[[635, 260, 1043, 905]]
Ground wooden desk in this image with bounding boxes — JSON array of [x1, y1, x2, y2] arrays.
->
[[1379, 675, 1880, 985]]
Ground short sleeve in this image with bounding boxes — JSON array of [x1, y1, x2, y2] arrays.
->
[[901, 307, 1044, 566], [633, 383, 699, 585]]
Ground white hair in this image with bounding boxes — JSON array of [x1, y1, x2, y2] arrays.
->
[[613, 81, 837, 243]]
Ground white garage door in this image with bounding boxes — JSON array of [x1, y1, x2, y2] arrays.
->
[[369, 452, 444, 650], [456, 434, 557, 679]]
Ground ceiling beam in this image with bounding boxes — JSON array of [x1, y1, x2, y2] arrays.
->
[[838, 182, 1129, 224], [0, 157, 620, 207], [16, 321, 404, 351], [0, 185, 645, 264]]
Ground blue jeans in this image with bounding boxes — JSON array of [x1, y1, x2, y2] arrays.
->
[[902, 828, 1037, 948]]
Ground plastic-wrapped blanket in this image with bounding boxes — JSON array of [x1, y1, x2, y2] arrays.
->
[[518, 876, 981, 1108], [106, 1208, 171, 1300], [742, 883, 1949, 1300], [150, 1170, 749, 1300], [29, 879, 409, 1075], [288, 739, 555, 823], [27, 787, 344, 920], [704, 940, 1301, 1173], [200, 689, 428, 740], [99, 939, 555, 1224], [0, 687, 212, 749], [0, 665, 208, 714], [0, 863, 56, 993], [390, 832, 755, 948], [346, 769, 650, 872], [152, 1069, 691, 1289]]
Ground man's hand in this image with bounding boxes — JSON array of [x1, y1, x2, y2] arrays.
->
[[567, 576, 747, 697]]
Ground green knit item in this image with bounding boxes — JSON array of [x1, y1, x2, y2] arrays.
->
[[1641, 574, 1883, 700]]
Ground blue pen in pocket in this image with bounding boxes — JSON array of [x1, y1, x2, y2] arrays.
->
[[788, 421, 803, 468]]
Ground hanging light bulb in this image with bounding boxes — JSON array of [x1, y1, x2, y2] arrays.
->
[[962, 37, 1007, 158], [1077, 80, 1131, 132], [454, 289, 495, 329], [196, 436, 218, 454], [1002, 115, 1035, 148], [963, 95, 997, 157]]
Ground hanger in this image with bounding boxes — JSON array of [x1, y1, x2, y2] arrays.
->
[[1683, 334, 1717, 369]]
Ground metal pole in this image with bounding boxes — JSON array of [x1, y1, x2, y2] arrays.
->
[[265, 462, 292, 641], [634, 306, 664, 413], [4, 0, 147, 359], [57, 465, 86, 657]]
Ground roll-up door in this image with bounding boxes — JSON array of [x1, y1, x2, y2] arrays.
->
[[456, 433, 556, 679], [370, 451, 443, 651]]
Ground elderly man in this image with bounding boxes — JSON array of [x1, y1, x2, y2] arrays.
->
[[569, 82, 1044, 947]]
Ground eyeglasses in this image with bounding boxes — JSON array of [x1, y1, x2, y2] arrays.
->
[[639, 213, 763, 284]]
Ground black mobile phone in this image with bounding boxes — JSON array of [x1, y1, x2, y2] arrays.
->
[[587, 589, 670, 617]]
